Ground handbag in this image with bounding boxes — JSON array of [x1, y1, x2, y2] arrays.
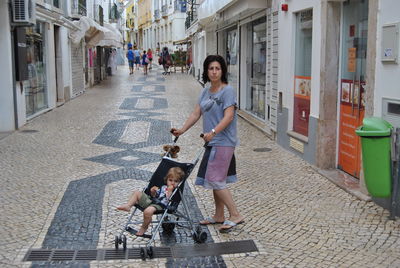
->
[[145, 57, 149, 64], [158, 57, 162, 65]]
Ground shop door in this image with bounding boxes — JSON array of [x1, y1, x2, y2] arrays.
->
[[338, 0, 368, 178]]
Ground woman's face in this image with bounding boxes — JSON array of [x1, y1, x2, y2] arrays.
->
[[207, 61, 222, 83]]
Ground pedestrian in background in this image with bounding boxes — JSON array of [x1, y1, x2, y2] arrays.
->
[[126, 46, 134, 75], [133, 46, 141, 70], [147, 49, 153, 70], [171, 54, 244, 233], [142, 50, 149, 75], [161, 47, 171, 75]]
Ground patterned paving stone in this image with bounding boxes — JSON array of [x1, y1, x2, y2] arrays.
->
[[1, 64, 400, 267]]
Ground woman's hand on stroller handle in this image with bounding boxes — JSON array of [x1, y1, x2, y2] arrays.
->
[[200, 133, 210, 147], [170, 128, 181, 143]]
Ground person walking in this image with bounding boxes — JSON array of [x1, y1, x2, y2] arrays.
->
[[133, 46, 141, 70], [126, 46, 134, 75], [147, 49, 153, 70], [142, 50, 149, 75], [161, 47, 171, 75], [171, 55, 244, 233]]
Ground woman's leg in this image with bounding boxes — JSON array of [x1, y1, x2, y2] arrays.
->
[[214, 188, 243, 223], [213, 190, 225, 221], [137, 206, 157, 235]]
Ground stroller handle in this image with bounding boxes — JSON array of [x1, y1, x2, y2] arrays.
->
[[170, 129, 179, 143], [200, 133, 209, 147]]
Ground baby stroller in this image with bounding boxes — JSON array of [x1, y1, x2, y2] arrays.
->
[[114, 136, 208, 259]]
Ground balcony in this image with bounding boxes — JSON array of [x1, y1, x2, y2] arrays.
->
[[185, 9, 197, 30], [154, 9, 160, 21], [94, 4, 104, 25], [161, 4, 168, 18], [71, 0, 87, 18], [174, 0, 186, 13]]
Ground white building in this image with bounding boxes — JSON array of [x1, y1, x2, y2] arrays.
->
[[186, 0, 400, 206], [0, 0, 123, 133]]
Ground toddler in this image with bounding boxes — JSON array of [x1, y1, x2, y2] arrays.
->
[[117, 167, 185, 236]]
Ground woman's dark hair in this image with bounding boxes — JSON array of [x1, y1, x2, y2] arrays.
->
[[202, 55, 228, 84]]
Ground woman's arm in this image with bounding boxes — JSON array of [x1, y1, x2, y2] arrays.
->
[[171, 104, 201, 136], [202, 105, 235, 142]]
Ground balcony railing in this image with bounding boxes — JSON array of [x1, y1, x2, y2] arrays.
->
[[174, 0, 186, 12], [154, 9, 160, 21], [71, 1, 87, 17], [185, 9, 197, 30]]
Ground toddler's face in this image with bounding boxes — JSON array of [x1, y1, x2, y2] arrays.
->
[[167, 176, 180, 188]]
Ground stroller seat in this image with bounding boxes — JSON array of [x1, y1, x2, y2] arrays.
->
[[115, 154, 208, 255]]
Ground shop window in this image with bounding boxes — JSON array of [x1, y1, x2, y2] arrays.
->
[[225, 27, 239, 95], [293, 9, 313, 137], [245, 17, 267, 120], [24, 23, 48, 117]]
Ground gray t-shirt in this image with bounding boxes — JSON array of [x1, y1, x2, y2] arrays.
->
[[198, 85, 238, 147]]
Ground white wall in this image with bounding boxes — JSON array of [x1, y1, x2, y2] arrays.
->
[[46, 23, 57, 109], [0, 2, 15, 131], [374, 0, 400, 117], [61, 27, 71, 94]]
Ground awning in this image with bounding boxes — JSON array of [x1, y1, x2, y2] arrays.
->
[[69, 17, 123, 48], [173, 37, 191, 45], [197, 0, 233, 25], [95, 23, 123, 48]]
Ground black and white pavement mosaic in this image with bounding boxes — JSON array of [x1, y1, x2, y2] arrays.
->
[[34, 68, 226, 267], [3, 64, 400, 268]]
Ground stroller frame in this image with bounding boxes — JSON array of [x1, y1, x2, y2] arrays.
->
[[115, 137, 207, 259]]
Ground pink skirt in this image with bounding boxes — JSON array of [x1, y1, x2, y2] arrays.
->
[[195, 146, 237, 190]]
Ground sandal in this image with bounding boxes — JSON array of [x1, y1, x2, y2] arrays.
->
[[199, 217, 224, 225], [219, 219, 245, 233]]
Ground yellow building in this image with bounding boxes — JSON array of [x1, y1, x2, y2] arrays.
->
[[137, 0, 151, 49], [125, 2, 136, 46]]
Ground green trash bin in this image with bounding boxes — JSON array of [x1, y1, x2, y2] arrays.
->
[[355, 117, 393, 197]]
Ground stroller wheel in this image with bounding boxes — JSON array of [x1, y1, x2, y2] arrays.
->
[[140, 247, 147, 260], [162, 222, 175, 234], [199, 231, 208, 243], [192, 232, 199, 243], [147, 246, 154, 259], [122, 235, 127, 250], [114, 235, 119, 249]]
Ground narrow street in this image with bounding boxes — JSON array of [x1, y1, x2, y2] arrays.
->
[[1, 63, 399, 267]]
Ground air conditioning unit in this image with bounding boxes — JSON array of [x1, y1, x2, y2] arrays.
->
[[12, 0, 36, 26]]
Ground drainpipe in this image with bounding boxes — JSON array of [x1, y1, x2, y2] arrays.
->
[[9, 1, 19, 130]]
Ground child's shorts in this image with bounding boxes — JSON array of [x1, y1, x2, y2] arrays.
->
[[138, 193, 163, 211]]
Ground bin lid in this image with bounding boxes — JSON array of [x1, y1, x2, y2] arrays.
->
[[355, 117, 393, 137]]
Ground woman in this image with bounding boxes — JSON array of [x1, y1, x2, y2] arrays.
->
[[147, 48, 153, 70], [171, 55, 244, 233]]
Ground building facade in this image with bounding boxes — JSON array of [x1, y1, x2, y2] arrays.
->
[[185, 0, 400, 199], [0, 0, 123, 132]]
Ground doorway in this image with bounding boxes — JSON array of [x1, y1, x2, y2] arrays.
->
[[337, 0, 368, 178]]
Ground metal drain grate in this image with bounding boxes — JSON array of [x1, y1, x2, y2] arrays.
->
[[23, 240, 257, 262], [20, 129, 39, 133], [75, 249, 98, 260], [172, 240, 258, 258], [51, 250, 75, 261], [25, 250, 52, 261], [253, 147, 272, 152]]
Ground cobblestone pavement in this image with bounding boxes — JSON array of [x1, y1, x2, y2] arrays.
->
[[1, 63, 400, 268]]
